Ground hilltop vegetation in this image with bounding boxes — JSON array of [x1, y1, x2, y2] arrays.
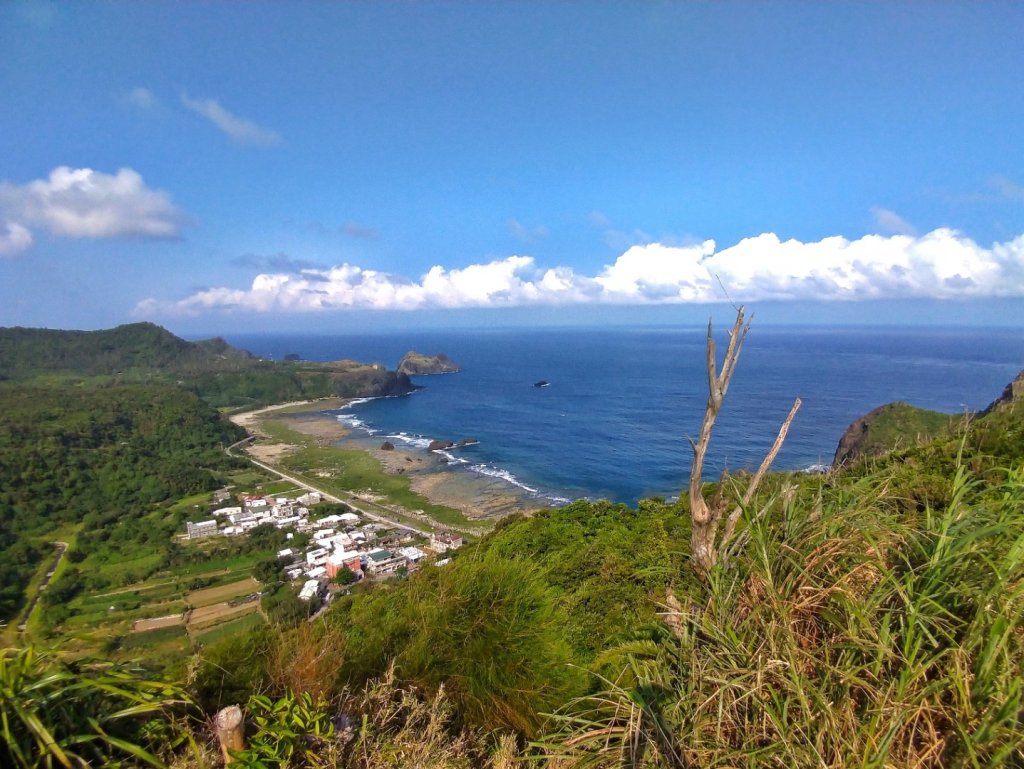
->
[[2, 318, 1022, 767], [0, 321, 419, 625], [833, 400, 956, 464], [0, 322, 415, 408]]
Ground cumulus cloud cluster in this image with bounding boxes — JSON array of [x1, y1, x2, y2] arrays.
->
[[0, 166, 182, 255], [137, 228, 1024, 317]]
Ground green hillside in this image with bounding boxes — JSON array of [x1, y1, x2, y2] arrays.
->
[[0, 322, 415, 408], [0, 383, 246, 621], [833, 400, 956, 465], [2, 321, 1022, 767]]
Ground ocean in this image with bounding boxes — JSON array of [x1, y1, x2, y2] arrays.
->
[[224, 325, 1024, 505]]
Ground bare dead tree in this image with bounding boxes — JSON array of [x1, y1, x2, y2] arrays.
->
[[687, 306, 801, 574]]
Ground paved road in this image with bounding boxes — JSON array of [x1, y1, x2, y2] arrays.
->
[[226, 436, 433, 536]]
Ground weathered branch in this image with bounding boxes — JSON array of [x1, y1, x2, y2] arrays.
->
[[688, 307, 750, 573], [720, 397, 802, 548], [686, 306, 801, 576]]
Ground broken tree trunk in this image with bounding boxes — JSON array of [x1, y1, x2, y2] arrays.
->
[[687, 306, 801, 575], [215, 704, 245, 764], [688, 307, 750, 574]]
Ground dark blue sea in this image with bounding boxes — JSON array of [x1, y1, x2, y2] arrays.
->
[[222, 326, 1024, 505]]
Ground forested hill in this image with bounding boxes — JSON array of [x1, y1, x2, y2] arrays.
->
[[0, 322, 252, 378], [0, 383, 247, 621], [0, 322, 415, 408]]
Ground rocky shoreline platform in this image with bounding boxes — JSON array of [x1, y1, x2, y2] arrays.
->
[[264, 405, 545, 520]]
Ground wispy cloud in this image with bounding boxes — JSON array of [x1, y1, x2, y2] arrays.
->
[[124, 86, 158, 110], [136, 228, 1024, 317], [990, 175, 1024, 202], [507, 218, 548, 243], [871, 207, 917, 236], [342, 222, 380, 240], [588, 209, 655, 249], [231, 252, 324, 272], [0, 166, 182, 254], [180, 92, 281, 146]]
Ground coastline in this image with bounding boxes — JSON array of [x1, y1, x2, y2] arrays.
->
[[350, 433, 546, 519], [233, 400, 547, 523]]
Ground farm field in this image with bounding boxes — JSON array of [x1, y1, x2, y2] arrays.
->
[[195, 612, 266, 644], [186, 577, 260, 608], [22, 465, 342, 662], [187, 600, 260, 632], [132, 613, 185, 632]]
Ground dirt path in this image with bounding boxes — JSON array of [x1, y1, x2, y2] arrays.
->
[[18, 541, 69, 636]]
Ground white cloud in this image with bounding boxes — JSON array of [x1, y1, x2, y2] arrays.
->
[[871, 207, 917, 236], [596, 241, 716, 300], [125, 86, 158, 110], [181, 93, 281, 146], [137, 228, 1024, 317], [0, 222, 33, 255], [0, 166, 182, 250]]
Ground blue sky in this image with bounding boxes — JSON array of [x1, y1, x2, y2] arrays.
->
[[1, 1, 1023, 333]]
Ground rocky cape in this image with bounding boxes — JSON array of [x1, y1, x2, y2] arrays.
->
[[398, 351, 462, 376], [834, 368, 1023, 466]]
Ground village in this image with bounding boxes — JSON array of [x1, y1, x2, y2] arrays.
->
[[183, 489, 463, 608]]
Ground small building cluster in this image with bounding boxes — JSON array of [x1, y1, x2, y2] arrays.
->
[[184, 491, 324, 539], [284, 519, 461, 598], [183, 488, 463, 603]]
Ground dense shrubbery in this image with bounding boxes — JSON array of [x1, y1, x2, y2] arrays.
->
[[543, 464, 1024, 767], [0, 646, 183, 768]]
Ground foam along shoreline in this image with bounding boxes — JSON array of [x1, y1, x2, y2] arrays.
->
[[346, 431, 550, 519], [332, 400, 565, 510], [265, 404, 552, 519]]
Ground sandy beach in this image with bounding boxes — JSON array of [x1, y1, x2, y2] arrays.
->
[[230, 399, 351, 463]]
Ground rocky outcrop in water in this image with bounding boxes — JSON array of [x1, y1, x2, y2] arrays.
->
[[398, 351, 461, 376]]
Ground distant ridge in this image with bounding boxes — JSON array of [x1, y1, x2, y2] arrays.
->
[[0, 322, 416, 407], [0, 322, 253, 379]]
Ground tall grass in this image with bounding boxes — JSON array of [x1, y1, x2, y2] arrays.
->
[[542, 463, 1024, 767], [0, 645, 185, 767]]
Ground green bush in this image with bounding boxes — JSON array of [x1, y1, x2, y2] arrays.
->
[[335, 550, 582, 735]]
